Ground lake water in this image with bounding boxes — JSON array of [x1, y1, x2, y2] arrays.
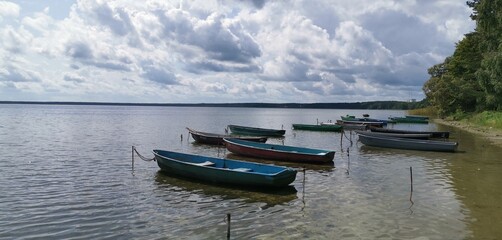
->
[[0, 104, 501, 239]]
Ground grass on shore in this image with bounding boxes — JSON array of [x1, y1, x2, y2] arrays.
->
[[408, 107, 502, 131], [464, 111, 502, 130], [407, 107, 438, 117]]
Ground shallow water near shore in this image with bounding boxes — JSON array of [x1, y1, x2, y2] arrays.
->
[[0, 104, 501, 239]]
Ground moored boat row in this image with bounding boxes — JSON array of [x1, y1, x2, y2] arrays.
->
[[147, 115, 454, 190], [153, 123, 338, 188]]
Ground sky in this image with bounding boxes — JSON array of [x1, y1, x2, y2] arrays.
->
[[0, 0, 475, 103]]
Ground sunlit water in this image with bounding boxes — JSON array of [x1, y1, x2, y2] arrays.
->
[[0, 104, 500, 239]]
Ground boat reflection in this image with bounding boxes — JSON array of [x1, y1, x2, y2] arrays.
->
[[225, 153, 335, 172], [154, 171, 298, 208]]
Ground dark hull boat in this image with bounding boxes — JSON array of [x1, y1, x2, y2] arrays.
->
[[390, 117, 429, 124], [357, 132, 458, 152], [341, 115, 395, 124], [369, 127, 450, 138], [187, 128, 267, 145], [223, 138, 335, 164], [337, 120, 385, 128], [292, 123, 343, 132], [325, 122, 367, 130], [153, 150, 297, 188], [228, 124, 286, 137], [355, 130, 431, 140]]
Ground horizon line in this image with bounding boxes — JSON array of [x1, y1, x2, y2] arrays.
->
[[0, 100, 421, 109]]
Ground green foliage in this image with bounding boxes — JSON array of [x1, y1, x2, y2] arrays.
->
[[407, 107, 438, 117], [466, 111, 502, 130], [423, 0, 502, 115]]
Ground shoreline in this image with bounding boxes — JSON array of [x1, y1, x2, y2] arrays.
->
[[434, 119, 502, 148]]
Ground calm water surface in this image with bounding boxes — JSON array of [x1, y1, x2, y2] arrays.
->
[[0, 104, 501, 239]]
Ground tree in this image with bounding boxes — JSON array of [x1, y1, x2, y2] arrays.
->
[[423, 0, 502, 114], [472, 0, 502, 110]]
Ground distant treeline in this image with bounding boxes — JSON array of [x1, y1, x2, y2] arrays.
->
[[0, 100, 425, 110], [423, 0, 502, 116]]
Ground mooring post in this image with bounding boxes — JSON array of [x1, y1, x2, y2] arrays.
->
[[302, 168, 306, 188], [132, 146, 135, 167], [410, 167, 413, 193], [226, 213, 231, 240]]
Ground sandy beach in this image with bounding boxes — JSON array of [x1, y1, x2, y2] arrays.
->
[[434, 119, 502, 148]]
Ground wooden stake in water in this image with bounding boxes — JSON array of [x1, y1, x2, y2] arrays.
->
[[340, 130, 344, 147], [132, 146, 135, 167], [226, 213, 231, 239], [410, 167, 413, 193]]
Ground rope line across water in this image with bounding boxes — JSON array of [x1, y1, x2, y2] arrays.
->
[[132, 146, 155, 161]]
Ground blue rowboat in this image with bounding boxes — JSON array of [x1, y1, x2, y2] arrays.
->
[[356, 132, 458, 152], [228, 124, 286, 137], [153, 150, 297, 188], [223, 138, 335, 164]]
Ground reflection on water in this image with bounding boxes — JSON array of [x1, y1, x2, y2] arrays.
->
[[1, 105, 501, 239], [154, 171, 298, 208]]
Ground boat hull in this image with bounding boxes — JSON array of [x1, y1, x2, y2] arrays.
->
[[187, 128, 267, 145], [357, 133, 458, 152], [228, 125, 286, 137], [153, 150, 297, 187], [369, 127, 449, 138], [390, 117, 429, 124], [337, 120, 385, 128], [224, 138, 335, 164], [355, 130, 431, 140], [292, 124, 342, 132]]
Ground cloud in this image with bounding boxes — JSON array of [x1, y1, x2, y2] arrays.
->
[[0, 65, 41, 83], [76, 0, 133, 36], [140, 65, 178, 85], [157, 10, 262, 65], [63, 73, 85, 83], [65, 40, 93, 60], [360, 10, 449, 55], [0, 1, 20, 21], [1, 25, 33, 53], [0, 0, 475, 103], [21, 8, 54, 33]]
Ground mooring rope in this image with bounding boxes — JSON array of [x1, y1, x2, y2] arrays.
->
[[342, 130, 353, 144], [132, 146, 155, 161]]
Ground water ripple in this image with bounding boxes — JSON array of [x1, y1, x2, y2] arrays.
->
[[3, 106, 496, 239]]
